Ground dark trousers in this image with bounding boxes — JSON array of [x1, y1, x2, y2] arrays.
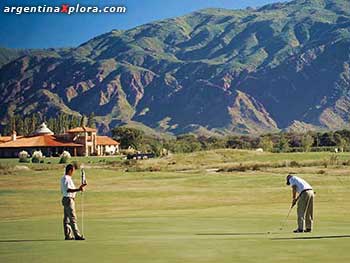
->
[[62, 197, 81, 239]]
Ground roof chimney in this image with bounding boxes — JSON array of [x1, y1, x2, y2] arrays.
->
[[11, 130, 17, 141]]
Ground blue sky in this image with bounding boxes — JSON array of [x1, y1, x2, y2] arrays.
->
[[0, 0, 286, 49]]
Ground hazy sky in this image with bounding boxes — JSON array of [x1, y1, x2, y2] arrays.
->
[[0, 0, 287, 48]]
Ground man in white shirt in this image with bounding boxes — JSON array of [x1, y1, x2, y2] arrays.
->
[[61, 164, 87, 240], [286, 174, 314, 233]]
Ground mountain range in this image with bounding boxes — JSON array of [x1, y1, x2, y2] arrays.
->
[[1, 0, 350, 135]]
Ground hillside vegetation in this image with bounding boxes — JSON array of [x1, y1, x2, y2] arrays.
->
[[1, 0, 350, 135]]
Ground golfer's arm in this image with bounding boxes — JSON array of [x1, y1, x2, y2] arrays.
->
[[67, 188, 82, 193]]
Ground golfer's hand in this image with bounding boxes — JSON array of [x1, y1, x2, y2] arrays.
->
[[79, 185, 86, 192], [291, 198, 297, 207]]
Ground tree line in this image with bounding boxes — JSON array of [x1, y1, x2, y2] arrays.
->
[[112, 127, 350, 156], [1, 113, 96, 136], [2, 113, 349, 155]]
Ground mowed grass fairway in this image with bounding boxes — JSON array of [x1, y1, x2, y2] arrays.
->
[[1, 150, 350, 262]]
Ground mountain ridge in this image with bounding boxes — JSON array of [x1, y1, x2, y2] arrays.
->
[[1, 0, 350, 135]]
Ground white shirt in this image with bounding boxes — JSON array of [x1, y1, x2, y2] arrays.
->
[[61, 175, 76, 198], [289, 176, 312, 193]]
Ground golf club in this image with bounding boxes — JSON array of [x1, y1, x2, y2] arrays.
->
[[278, 182, 308, 232], [279, 204, 294, 231]]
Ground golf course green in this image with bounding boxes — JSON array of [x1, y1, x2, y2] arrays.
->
[[1, 150, 350, 262]]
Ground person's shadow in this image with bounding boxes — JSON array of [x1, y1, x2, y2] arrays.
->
[[196, 233, 350, 240], [0, 239, 61, 243], [271, 235, 350, 240], [197, 232, 270, 236]]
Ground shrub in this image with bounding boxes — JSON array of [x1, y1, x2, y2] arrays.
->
[[32, 150, 44, 163], [290, 161, 300, 167], [59, 156, 68, 164], [259, 137, 274, 152], [59, 151, 71, 164], [18, 150, 30, 163], [125, 166, 143, 172], [252, 164, 260, 171], [149, 166, 161, 172], [341, 160, 350, 166], [218, 164, 248, 172]]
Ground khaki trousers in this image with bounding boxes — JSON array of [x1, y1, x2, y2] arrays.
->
[[297, 190, 314, 230], [62, 197, 81, 239]]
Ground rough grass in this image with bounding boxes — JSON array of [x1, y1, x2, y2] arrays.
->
[[122, 150, 350, 172]]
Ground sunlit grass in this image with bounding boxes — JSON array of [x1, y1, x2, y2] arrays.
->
[[1, 150, 350, 262]]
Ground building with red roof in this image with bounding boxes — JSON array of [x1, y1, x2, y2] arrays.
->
[[0, 123, 119, 157]]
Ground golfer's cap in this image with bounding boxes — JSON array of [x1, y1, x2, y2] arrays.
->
[[286, 174, 293, 185]]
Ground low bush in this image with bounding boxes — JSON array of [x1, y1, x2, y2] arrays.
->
[[32, 150, 44, 163], [290, 161, 300, 167], [18, 150, 30, 163], [59, 151, 71, 164]]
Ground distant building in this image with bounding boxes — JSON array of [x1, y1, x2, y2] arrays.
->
[[0, 123, 120, 158], [96, 136, 120, 156]]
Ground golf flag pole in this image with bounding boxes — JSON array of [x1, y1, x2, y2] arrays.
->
[[81, 167, 87, 185], [81, 167, 87, 236]]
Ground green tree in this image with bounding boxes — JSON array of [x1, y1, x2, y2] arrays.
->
[[69, 115, 80, 129], [30, 114, 39, 135], [175, 134, 202, 153], [334, 133, 347, 152], [87, 112, 96, 128], [47, 117, 57, 134], [112, 127, 145, 149], [2, 114, 15, 135], [15, 115, 24, 135], [301, 134, 314, 152], [226, 136, 251, 149], [277, 134, 290, 153], [139, 137, 163, 156], [259, 136, 274, 152], [80, 115, 86, 127], [199, 136, 226, 150]]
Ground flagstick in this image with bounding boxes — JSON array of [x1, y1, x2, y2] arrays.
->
[[80, 167, 86, 237], [81, 190, 84, 236]]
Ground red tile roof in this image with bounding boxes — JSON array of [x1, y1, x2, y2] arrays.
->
[[0, 136, 23, 143], [0, 135, 83, 148], [96, 136, 120, 146], [67, 126, 97, 133]]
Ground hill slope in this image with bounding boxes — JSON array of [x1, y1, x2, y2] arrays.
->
[[1, 0, 350, 134]]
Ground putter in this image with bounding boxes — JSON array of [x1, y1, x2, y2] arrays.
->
[[266, 204, 294, 235], [279, 185, 305, 231], [279, 204, 295, 231]]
